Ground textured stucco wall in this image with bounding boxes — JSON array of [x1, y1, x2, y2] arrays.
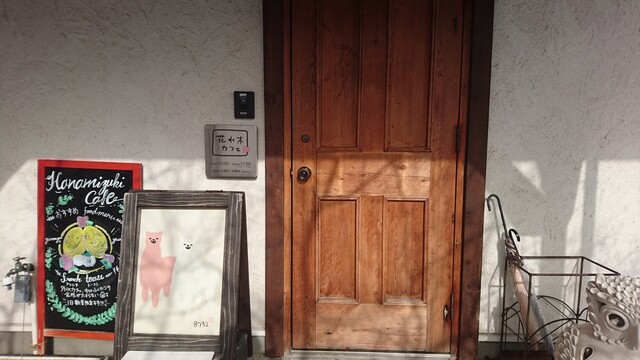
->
[[481, 0, 640, 338], [0, 0, 265, 346]]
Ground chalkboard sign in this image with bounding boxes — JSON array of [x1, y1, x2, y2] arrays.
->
[[37, 160, 142, 346]]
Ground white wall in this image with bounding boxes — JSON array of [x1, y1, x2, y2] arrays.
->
[[0, 0, 265, 347], [481, 0, 640, 339]]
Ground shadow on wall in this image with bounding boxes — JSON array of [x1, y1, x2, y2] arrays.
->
[[484, 154, 640, 339], [484, 1, 640, 341], [0, 305, 35, 354]]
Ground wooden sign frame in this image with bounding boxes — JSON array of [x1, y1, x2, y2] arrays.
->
[[37, 159, 142, 350], [113, 191, 252, 360]]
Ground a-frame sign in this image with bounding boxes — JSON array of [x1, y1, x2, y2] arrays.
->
[[114, 191, 252, 360]]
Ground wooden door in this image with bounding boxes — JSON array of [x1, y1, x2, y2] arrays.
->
[[291, 0, 463, 353]]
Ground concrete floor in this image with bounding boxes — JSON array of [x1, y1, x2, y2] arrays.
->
[[1, 331, 506, 359], [249, 351, 453, 360]]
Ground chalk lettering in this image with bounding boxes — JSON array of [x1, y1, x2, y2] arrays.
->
[[85, 188, 120, 206], [85, 274, 105, 284], [45, 237, 62, 244], [83, 207, 123, 224], [46, 171, 126, 193], [61, 273, 81, 283]]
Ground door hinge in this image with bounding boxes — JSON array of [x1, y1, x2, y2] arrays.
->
[[455, 124, 461, 154], [444, 293, 454, 321], [451, 292, 455, 318]]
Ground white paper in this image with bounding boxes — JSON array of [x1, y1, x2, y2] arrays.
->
[[133, 208, 225, 336]]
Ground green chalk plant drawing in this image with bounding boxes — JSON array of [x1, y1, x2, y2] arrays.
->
[[45, 280, 117, 326], [44, 248, 53, 270]]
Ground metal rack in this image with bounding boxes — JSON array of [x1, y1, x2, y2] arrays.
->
[[486, 194, 619, 359], [499, 256, 618, 358]]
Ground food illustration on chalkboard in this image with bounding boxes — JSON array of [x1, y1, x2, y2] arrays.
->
[[59, 216, 115, 273], [44, 209, 120, 328], [139, 231, 177, 308]]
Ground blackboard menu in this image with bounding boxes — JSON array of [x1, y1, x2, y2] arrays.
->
[[37, 160, 142, 342]]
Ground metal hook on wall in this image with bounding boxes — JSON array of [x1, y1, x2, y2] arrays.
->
[[487, 194, 508, 237], [487, 194, 523, 263]]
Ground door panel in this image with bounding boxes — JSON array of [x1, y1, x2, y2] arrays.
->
[[318, 0, 360, 150], [384, 199, 427, 304], [386, 0, 432, 151], [292, 0, 463, 353], [318, 198, 357, 301]]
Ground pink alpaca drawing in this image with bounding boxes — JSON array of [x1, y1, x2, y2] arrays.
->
[[139, 231, 176, 308]]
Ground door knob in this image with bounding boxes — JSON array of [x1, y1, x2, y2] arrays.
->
[[297, 166, 312, 181]]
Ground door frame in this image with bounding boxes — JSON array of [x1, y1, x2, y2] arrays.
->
[[263, 0, 494, 358]]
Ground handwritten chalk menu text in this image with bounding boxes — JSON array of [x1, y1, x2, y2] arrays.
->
[[205, 124, 258, 178], [37, 160, 141, 340]]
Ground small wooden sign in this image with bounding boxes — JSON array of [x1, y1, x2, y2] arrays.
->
[[37, 159, 142, 350], [113, 190, 252, 360]]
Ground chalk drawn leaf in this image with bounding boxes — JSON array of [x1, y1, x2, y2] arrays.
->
[[45, 279, 117, 325], [44, 248, 53, 270]]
